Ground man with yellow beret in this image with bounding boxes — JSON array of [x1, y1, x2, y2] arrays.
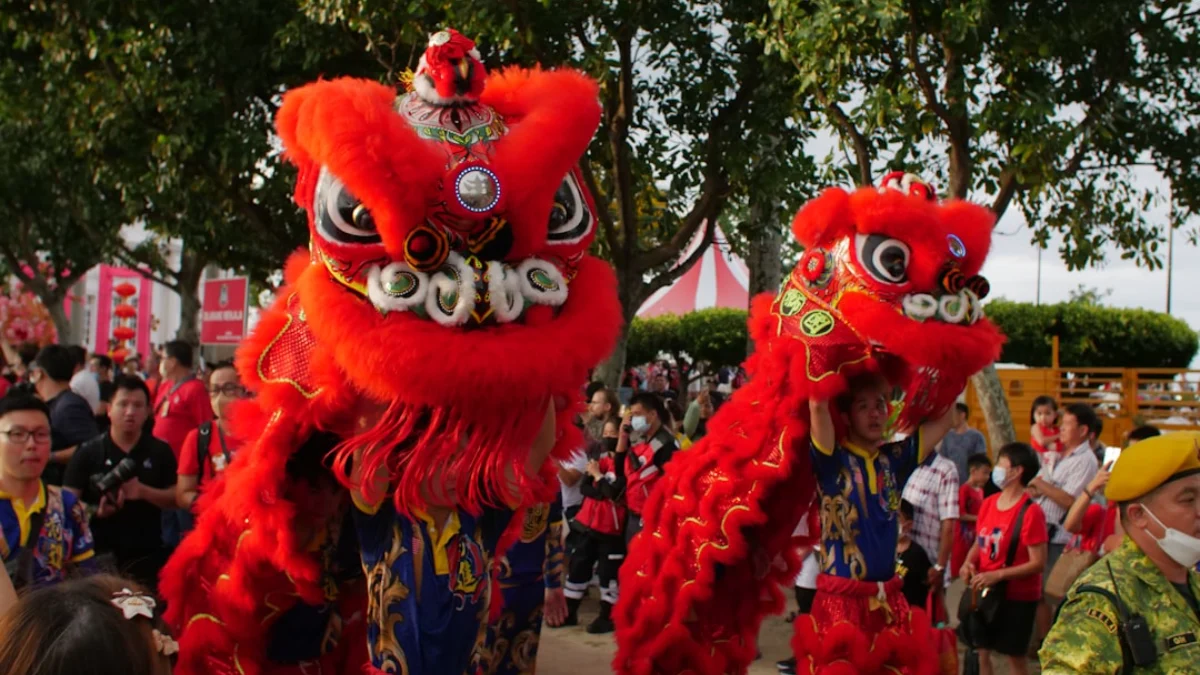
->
[[1041, 431, 1200, 673]]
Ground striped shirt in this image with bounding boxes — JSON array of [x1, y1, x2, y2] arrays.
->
[[901, 453, 960, 568], [1038, 441, 1099, 545]]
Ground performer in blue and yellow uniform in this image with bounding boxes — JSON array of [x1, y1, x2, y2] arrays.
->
[[481, 498, 566, 674], [796, 373, 954, 674]]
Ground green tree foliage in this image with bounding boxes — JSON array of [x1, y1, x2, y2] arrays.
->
[[303, 0, 814, 382], [986, 299, 1198, 369], [626, 308, 750, 375], [0, 1, 379, 342], [762, 0, 1200, 445]]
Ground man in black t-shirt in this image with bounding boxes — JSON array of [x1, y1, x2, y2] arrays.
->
[[31, 346, 99, 485], [64, 375, 176, 590]]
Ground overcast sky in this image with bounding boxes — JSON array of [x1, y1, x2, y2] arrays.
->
[[980, 187, 1199, 365]]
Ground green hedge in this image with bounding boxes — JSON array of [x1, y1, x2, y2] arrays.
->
[[985, 300, 1199, 368], [627, 308, 750, 370], [627, 302, 1199, 372]]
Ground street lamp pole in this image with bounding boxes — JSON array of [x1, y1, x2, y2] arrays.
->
[[1036, 246, 1042, 306], [1167, 185, 1175, 314]]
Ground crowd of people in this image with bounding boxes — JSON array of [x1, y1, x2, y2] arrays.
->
[[1, 344, 1198, 674], [0, 340, 247, 597]]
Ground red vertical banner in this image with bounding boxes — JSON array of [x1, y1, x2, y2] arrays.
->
[[200, 277, 249, 345]]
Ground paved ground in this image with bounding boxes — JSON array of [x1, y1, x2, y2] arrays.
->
[[537, 581, 1042, 674]]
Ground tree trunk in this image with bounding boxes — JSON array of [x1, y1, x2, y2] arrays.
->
[[970, 364, 1016, 451], [174, 248, 206, 345], [745, 201, 783, 358], [594, 322, 629, 390], [44, 294, 70, 344]]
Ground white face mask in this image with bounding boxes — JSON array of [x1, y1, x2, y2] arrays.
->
[[1142, 506, 1200, 569], [991, 466, 1009, 488]]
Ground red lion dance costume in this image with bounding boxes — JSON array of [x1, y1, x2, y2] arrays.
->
[[161, 29, 620, 675], [614, 173, 1005, 674]]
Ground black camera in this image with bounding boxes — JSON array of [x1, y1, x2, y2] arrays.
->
[[92, 456, 139, 497]]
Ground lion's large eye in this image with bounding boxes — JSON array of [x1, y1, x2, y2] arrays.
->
[[315, 167, 381, 244], [546, 172, 593, 245], [855, 233, 910, 284]]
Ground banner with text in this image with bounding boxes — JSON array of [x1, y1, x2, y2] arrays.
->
[[200, 277, 249, 345]]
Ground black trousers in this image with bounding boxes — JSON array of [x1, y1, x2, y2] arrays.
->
[[565, 528, 624, 605]]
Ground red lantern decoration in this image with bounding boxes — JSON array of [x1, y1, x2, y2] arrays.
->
[[110, 279, 140, 362]]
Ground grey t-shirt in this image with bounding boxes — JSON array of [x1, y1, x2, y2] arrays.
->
[[938, 427, 987, 484]]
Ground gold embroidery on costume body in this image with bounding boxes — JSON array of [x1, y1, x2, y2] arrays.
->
[[366, 523, 411, 674], [819, 466, 867, 579], [520, 503, 549, 543]]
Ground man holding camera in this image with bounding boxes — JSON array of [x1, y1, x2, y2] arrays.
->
[[64, 375, 177, 590], [1040, 432, 1200, 673]]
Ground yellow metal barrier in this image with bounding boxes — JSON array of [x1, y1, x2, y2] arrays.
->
[[964, 368, 1200, 453]]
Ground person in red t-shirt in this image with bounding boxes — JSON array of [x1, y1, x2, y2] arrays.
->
[[152, 341, 213, 458], [152, 341, 213, 548], [960, 442, 1048, 675], [952, 453, 992, 575], [176, 361, 249, 511]]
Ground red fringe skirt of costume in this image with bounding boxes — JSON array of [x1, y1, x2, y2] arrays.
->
[[790, 575, 938, 675]]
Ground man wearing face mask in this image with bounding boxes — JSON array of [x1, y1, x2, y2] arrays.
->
[[614, 393, 678, 547], [1040, 431, 1200, 673]]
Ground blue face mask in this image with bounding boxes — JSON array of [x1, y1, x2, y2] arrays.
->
[[630, 415, 649, 432], [991, 466, 1009, 488]]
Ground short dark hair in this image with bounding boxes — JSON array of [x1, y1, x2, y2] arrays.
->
[[967, 453, 992, 470], [0, 393, 50, 422], [1063, 403, 1101, 438], [65, 345, 88, 369], [111, 375, 151, 405], [834, 373, 889, 414], [163, 340, 194, 368], [1128, 425, 1161, 443], [91, 354, 113, 370], [585, 381, 606, 400], [33, 345, 76, 382], [629, 392, 668, 425], [899, 499, 915, 521], [1030, 395, 1058, 425], [955, 402, 969, 416], [208, 360, 236, 374], [997, 442, 1040, 486], [17, 343, 39, 367]]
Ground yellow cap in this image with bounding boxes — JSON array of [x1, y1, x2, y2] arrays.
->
[[1106, 431, 1200, 502]]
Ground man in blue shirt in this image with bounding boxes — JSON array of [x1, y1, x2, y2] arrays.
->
[[0, 393, 95, 589], [793, 373, 954, 674]]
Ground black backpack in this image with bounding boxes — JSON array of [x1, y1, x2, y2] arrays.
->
[[195, 422, 231, 488]]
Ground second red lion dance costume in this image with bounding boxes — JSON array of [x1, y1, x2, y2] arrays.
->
[[615, 173, 1005, 674], [162, 29, 620, 675]]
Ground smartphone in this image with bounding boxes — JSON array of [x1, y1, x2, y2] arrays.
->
[[1103, 446, 1121, 469]]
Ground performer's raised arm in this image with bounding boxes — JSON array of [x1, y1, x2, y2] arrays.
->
[[809, 398, 836, 456]]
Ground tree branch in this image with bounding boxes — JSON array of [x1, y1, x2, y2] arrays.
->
[[990, 169, 1021, 220], [904, 3, 951, 125], [110, 244, 181, 292], [579, 160, 619, 254], [640, 217, 718, 308], [813, 86, 873, 186], [612, 31, 638, 256]]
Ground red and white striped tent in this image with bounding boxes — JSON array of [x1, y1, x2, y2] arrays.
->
[[637, 223, 751, 318]]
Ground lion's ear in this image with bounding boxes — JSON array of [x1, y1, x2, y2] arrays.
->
[[791, 187, 854, 249]]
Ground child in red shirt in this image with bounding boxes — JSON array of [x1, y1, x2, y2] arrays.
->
[[952, 453, 991, 575], [1029, 396, 1062, 462]]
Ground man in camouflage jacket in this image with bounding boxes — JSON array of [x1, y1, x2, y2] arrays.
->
[[1041, 433, 1200, 673]]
